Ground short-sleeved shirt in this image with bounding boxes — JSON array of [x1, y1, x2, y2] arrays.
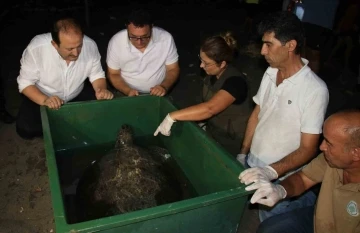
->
[[16, 33, 105, 102], [106, 26, 178, 93], [302, 153, 360, 233], [209, 75, 248, 104], [248, 58, 329, 170]]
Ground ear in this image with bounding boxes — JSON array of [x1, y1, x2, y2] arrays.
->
[[220, 61, 227, 69], [287, 39, 297, 53], [352, 147, 360, 161]]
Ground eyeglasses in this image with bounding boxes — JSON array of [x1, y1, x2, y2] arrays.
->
[[128, 33, 151, 42], [198, 54, 217, 68]]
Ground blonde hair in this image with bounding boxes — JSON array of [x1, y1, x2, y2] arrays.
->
[[220, 31, 238, 51]]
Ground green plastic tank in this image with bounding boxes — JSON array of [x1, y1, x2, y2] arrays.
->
[[40, 95, 250, 233]]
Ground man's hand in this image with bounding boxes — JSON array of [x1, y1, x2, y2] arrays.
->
[[95, 88, 114, 100], [128, 89, 139, 97], [154, 114, 176, 136], [150, 85, 166, 96], [245, 180, 287, 207], [236, 154, 247, 166], [43, 96, 64, 110], [239, 166, 278, 185]]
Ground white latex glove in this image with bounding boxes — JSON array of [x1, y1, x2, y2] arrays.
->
[[154, 114, 176, 136], [236, 154, 247, 166], [238, 166, 278, 185], [245, 179, 287, 207]]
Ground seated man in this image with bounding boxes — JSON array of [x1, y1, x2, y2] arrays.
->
[[243, 109, 360, 233], [106, 8, 180, 97], [16, 17, 113, 140]]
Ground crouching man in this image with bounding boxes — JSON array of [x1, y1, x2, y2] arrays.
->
[[241, 109, 360, 233]]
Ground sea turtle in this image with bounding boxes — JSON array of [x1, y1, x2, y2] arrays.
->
[[75, 124, 181, 222]]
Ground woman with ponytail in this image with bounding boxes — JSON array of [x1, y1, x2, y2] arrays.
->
[[154, 32, 251, 156]]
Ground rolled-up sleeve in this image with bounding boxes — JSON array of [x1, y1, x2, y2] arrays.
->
[[302, 153, 327, 183], [88, 42, 105, 83], [301, 86, 329, 134], [17, 48, 40, 93]]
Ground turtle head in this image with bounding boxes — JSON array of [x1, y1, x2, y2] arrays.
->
[[115, 124, 134, 148]]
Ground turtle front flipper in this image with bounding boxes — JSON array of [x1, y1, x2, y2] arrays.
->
[[146, 146, 171, 164]]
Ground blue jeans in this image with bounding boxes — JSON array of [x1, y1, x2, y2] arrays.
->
[[257, 206, 315, 233], [258, 189, 316, 222], [244, 155, 317, 222]]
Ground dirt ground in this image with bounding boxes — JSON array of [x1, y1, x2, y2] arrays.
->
[[0, 1, 359, 233], [0, 126, 54, 233]]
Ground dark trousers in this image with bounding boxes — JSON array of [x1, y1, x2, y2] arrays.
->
[[16, 82, 96, 139], [257, 206, 315, 233], [206, 124, 244, 156]]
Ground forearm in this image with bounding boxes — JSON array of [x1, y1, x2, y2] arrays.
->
[[91, 78, 107, 90], [160, 67, 180, 90], [21, 85, 48, 105], [281, 172, 308, 198], [240, 106, 259, 154], [108, 73, 131, 95], [271, 146, 317, 177], [170, 103, 215, 121]]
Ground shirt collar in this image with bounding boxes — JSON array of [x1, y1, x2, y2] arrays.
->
[[336, 169, 360, 192], [266, 58, 311, 85], [55, 50, 72, 66]]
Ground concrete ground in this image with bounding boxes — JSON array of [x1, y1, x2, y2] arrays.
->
[[0, 1, 359, 233]]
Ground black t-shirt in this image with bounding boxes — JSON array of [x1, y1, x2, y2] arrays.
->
[[210, 75, 248, 105]]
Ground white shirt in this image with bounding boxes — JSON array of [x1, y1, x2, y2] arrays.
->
[[17, 33, 105, 102], [106, 26, 179, 93], [248, 59, 329, 171]]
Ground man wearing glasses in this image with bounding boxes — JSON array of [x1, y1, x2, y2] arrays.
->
[[106, 8, 180, 97]]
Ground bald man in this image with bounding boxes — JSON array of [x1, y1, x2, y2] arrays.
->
[[242, 109, 360, 233], [16, 17, 113, 140]]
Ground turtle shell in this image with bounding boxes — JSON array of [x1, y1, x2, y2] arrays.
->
[[76, 124, 181, 222]]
